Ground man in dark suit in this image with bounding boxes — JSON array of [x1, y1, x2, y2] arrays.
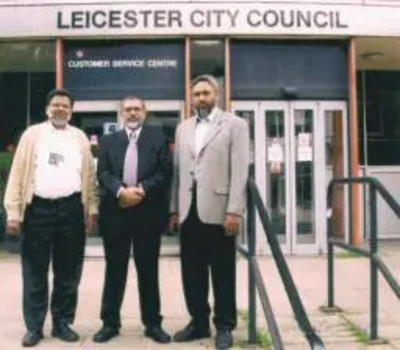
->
[[93, 96, 172, 344]]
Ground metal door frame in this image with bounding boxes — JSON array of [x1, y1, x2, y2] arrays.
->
[[232, 100, 348, 255], [317, 101, 349, 251]]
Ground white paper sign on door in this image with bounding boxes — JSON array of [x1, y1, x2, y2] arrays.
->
[[297, 133, 312, 161], [268, 140, 284, 163], [297, 146, 313, 161], [298, 132, 311, 147]]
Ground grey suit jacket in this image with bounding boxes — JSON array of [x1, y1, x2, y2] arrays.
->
[[170, 108, 250, 225]]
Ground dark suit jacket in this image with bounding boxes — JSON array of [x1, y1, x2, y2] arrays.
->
[[97, 122, 172, 235]]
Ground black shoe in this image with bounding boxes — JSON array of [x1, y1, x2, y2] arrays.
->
[[144, 326, 171, 344], [173, 322, 211, 342], [215, 330, 233, 349], [22, 331, 43, 347], [93, 325, 119, 343], [51, 325, 79, 342]]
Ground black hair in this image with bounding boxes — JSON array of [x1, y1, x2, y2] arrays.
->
[[46, 88, 75, 108]]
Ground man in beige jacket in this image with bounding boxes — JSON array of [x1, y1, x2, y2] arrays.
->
[[3, 88, 98, 347], [170, 75, 250, 350]]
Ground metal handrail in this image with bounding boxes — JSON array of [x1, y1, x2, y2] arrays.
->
[[237, 183, 284, 350], [238, 178, 325, 349], [327, 176, 400, 341]]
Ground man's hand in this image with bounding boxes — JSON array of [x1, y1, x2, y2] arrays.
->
[[137, 185, 145, 198], [86, 214, 98, 236], [169, 213, 179, 234], [224, 214, 242, 236], [119, 187, 145, 208], [7, 220, 21, 236]]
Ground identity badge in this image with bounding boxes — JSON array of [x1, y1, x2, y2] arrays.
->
[[48, 152, 64, 166]]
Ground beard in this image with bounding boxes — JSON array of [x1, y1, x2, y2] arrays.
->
[[196, 104, 214, 119], [126, 120, 142, 130], [49, 113, 70, 127]]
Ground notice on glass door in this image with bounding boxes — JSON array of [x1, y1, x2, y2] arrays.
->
[[297, 133, 312, 161], [268, 139, 284, 162]]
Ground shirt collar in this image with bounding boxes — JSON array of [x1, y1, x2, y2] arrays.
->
[[46, 120, 70, 132], [125, 126, 141, 140]]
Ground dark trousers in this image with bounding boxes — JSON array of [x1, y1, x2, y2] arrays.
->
[[21, 193, 86, 332], [100, 212, 163, 329], [180, 195, 237, 331]]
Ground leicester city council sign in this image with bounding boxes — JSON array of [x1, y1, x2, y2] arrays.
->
[[56, 8, 348, 31], [1, 2, 400, 37]]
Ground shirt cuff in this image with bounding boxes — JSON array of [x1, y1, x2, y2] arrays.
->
[[116, 187, 124, 198], [137, 183, 146, 197]]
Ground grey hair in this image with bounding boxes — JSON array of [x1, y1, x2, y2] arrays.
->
[[191, 74, 219, 92], [119, 95, 146, 110]]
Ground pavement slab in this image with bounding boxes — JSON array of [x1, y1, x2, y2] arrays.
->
[[0, 248, 399, 349]]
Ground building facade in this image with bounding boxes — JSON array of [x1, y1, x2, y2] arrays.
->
[[1, 0, 400, 254]]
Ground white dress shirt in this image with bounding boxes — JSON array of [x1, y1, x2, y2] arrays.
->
[[195, 107, 217, 155], [125, 126, 142, 141], [34, 122, 82, 199]]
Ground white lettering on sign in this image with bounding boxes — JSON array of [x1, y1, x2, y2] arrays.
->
[[66, 58, 179, 69], [68, 60, 110, 68], [112, 60, 145, 68], [147, 60, 177, 68]]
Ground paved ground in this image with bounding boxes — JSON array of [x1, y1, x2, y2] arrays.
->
[[0, 241, 399, 349]]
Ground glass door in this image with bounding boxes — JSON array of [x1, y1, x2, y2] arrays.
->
[[259, 102, 291, 254], [233, 101, 347, 255], [259, 102, 322, 254], [233, 102, 290, 254], [291, 102, 321, 254]]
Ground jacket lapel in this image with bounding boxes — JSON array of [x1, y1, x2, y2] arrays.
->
[[198, 109, 226, 156], [116, 129, 129, 151], [185, 117, 197, 157], [115, 129, 129, 169]]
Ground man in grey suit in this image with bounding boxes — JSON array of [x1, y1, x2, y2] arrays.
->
[[170, 75, 250, 349]]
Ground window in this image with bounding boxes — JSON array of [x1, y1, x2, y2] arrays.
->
[[0, 41, 55, 151], [190, 39, 225, 109]]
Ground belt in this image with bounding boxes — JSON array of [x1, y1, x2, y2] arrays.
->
[[32, 192, 81, 205]]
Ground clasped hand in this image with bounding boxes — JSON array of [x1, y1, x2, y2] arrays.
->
[[118, 186, 145, 208]]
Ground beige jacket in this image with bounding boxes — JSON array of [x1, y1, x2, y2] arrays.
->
[[3, 122, 99, 222], [170, 109, 250, 225]]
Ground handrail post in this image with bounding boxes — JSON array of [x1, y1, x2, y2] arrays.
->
[[328, 237, 335, 308], [247, 185, 257, 344], [327, 187, 335, 309], [369, 186, 378, 341]]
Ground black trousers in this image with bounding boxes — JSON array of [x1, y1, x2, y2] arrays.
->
[[100, 212, 163, 329], [21, 193, 85, 332], [180, 194, 237, 331]]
